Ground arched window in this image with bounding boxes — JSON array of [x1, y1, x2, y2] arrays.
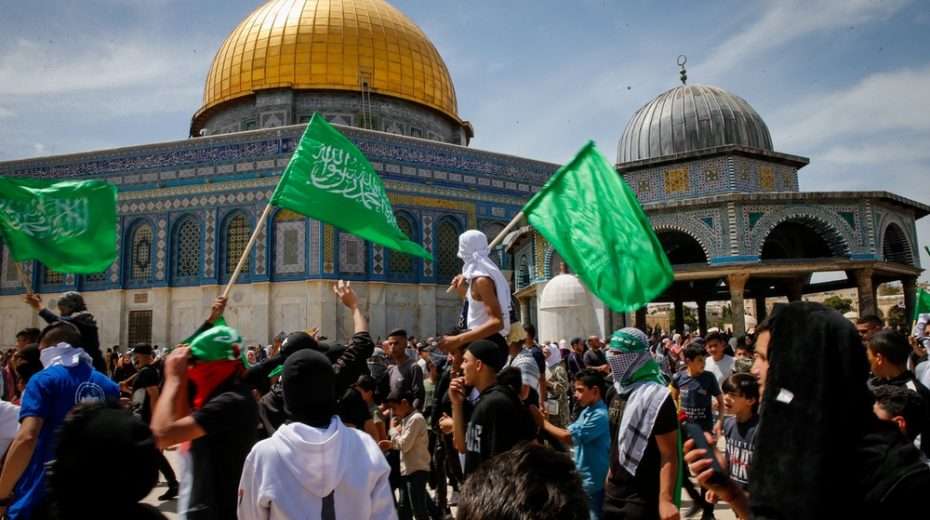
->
[[225, 213, 250, 277], [480, 222, 506, 267], [435, 218, 462, 283], [273, 209, 306, 276], [549, 250, 569, 277], [174, 218, 202, 279], [388, 213, 417, 278], [129, 223, 153, 281]]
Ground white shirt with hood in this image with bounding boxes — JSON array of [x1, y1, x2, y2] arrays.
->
[[237, 416, 397, 520]]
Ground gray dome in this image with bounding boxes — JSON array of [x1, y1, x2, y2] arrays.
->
[[618, 84, 773, 164]]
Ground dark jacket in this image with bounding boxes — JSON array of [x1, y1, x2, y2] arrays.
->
[[40, 309, 105, 373], [256, 331, 374, 437], [867, 371, 930, 458]]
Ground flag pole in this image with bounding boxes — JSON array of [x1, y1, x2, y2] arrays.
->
[[488, 210, 525, 250], [13, 262, 33, 295], [221, 202, 274, 299]]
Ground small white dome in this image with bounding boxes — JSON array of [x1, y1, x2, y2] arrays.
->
[[539, 273, 593, 310]]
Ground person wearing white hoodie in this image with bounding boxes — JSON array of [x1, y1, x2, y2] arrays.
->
[[238, 346, 396, 520]]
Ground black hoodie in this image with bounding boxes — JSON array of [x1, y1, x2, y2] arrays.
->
[[40, 308, 105, 372]]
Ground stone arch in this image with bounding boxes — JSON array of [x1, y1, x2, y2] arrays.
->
[[654, 225, 711, 265], [543, 246, 570, 278], [751, 207, 854, 259], [517, 254, 531, 289], [880, 222, 914, 266], [650, 213, 720, 259]]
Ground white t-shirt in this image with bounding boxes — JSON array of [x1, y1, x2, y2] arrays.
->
[[0, 402, 20, 456], [705, 355, 735, 386]]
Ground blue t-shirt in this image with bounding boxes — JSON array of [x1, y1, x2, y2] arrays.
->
[[672, 370, 720, 432], [9, 363, 118, 520], [568, 399, 610, 495]]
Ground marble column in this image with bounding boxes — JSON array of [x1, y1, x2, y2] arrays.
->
[[697, 300, 708, 336], [903, 276, 917, 325], [786, 278, 804, 302], [755, 295, 767, 323], [853, 268, 877, 317], [728, 273, 749, 338], [673, 300, 685, 334], [635, 306, 647, 332]]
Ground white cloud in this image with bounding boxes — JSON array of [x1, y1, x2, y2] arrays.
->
[[771, 63, 930, 151], [818, 139, 930, 165], [699, 0, 908, 80]]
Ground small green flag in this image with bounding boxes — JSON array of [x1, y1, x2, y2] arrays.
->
[[913, 288, 930, 321], [0, 177, 117, 274], [270, 113, 432, 261], [522, 141, 673, 312]]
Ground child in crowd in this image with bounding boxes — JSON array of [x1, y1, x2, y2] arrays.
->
[[721, 373, 760, 493], [671, 343, 724, 436], [379, 389, 439, 520]]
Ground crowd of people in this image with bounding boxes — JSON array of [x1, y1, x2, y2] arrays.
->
[[0, 229, 928, 520]]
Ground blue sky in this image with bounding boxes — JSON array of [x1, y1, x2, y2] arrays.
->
[[2, 0, 929, 276]]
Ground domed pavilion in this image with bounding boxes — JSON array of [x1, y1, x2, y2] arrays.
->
[[509, 73, 928, 337]]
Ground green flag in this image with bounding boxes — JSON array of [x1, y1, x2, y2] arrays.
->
[[522, 141, 673, 312], [913, 288, 930, 321], [270, 113, 432, 261], [0, 177, 117, 274]]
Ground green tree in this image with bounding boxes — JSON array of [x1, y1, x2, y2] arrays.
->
[[822, 295, 853, 314]]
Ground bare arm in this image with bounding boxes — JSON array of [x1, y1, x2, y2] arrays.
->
[[443, 277, 503, 348], [540, 416, 572, 446], [0, 417, 43, 502], [449, 377, 467, 453], [655, 429, 681, 520], [151, 347, 206, 449]]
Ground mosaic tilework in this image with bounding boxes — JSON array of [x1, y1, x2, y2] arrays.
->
[[323, 225, 335, 274], [155, 218, 167, 281], [1, 245, 20, 289], [422, 215, 434, 278], [876, 210, 920, 266], [372, 245, 385, 275], [650, 209, 724, 260], [534, 231, 546, 280], [204, 211, 216, 278], [664, 168, 689, 194], [309, 220, 321, 274], [255, 220, 267, 276]]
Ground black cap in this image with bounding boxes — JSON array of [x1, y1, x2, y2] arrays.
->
[[388, 328, 407, 338], [281, 331, 320, 358], [130, 344, 153, 356], [466, 339, 507, 372], [282, 349, 336, 427]]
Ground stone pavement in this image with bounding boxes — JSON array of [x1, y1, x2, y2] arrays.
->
[[142, 450, 737, 519]]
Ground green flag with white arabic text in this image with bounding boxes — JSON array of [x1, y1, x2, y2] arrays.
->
[[522, 141, 673, 312], [0, 177, 117, 274], [270, 113, 432, 260]]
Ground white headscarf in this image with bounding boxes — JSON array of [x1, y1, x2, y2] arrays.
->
[[40, 342, 93, 368], [457, 229, 512, 321], [545, 343, 563, 368]]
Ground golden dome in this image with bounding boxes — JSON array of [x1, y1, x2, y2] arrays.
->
[[195, 0, 460, 125]]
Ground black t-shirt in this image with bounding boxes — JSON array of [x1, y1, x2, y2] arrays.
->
[[528, 345, 546, 376], [338, 387, 370, 429], [605, 395, 678, 507], [723, 414, 759, 489], [672, 370, 720, 432], [131, 364, 160, 422], [187, 380, 259, 520], [584, 348, 607, 369], [464, 384, 535, 475]]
